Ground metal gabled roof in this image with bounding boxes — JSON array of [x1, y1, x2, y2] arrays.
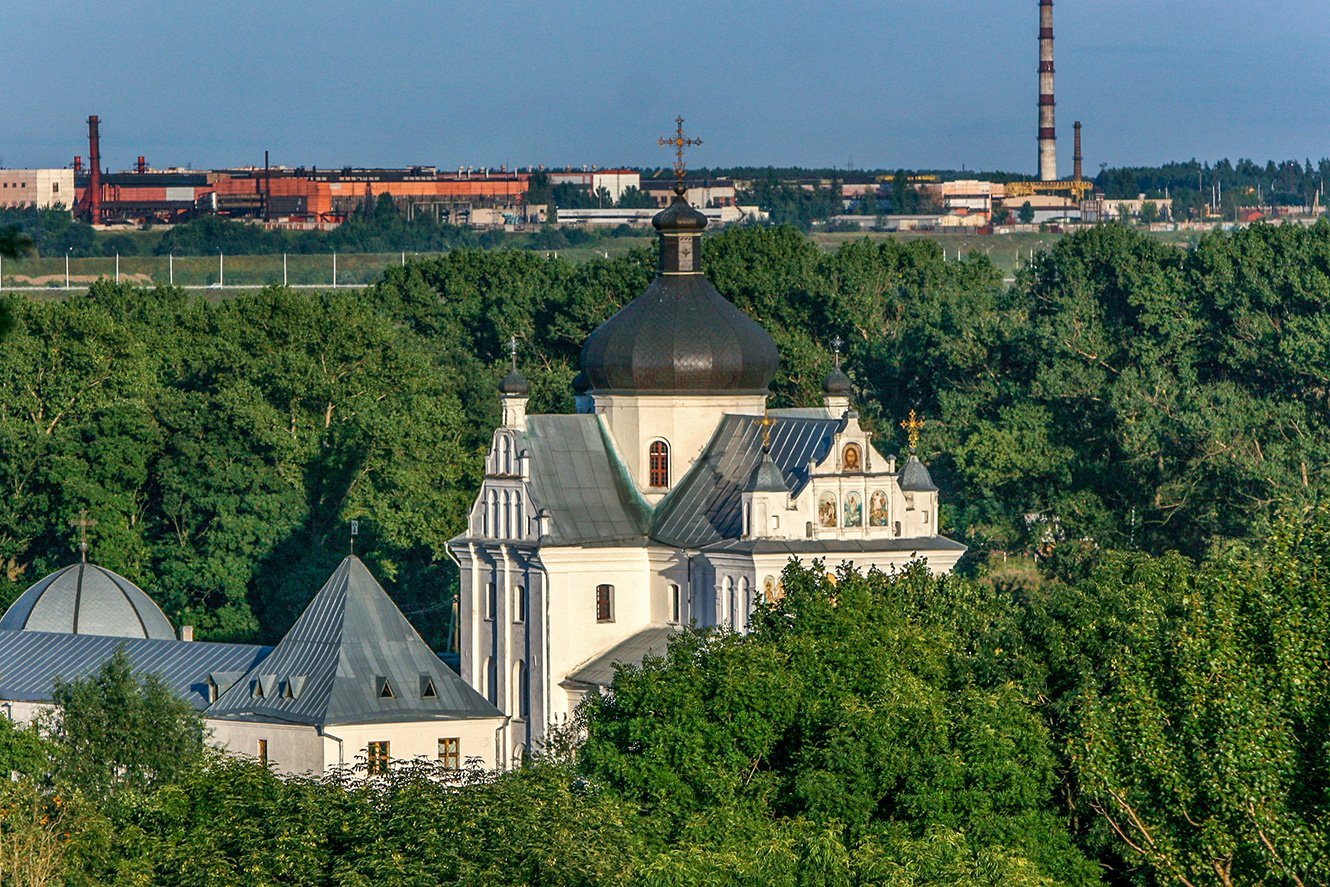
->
[[565, 625, 679, 688], [0, 629, 269, 710], [522, 414, 653, 546], [207, 557, 499, 726], [898, 455, 939, 492], [650, 412, 840, 548]]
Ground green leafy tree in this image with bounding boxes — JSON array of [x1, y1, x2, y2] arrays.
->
[[44, 647, 205, 797], [1018, 201, 1036, 224]]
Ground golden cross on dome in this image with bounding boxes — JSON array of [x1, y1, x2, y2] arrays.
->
[[900, 409, 925, 453], [759, 411, 778, 452], [831, 336, 844, 370], [70, 509, 96, 561], [658, 116, 702, 188], [509, 334, 519, 370]]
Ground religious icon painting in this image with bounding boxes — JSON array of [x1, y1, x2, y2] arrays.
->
[[869, 490, 889, 527], [763, 575, 776, 602], [818, 491, 838, 527], [842, 443, 862, 472], [844, 490, 863, 527]]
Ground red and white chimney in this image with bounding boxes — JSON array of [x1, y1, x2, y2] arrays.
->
[[1038, 0, 1057, 181]]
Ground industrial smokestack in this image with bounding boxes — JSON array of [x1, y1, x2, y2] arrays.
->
[[1038, 0, 1057, 181], [87, 115, 103, 224], [1073, 121, 1083, 182]]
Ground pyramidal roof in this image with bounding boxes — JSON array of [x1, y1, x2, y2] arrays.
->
[[208, 557, 499, 726]]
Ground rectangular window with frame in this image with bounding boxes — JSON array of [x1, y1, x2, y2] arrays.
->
[[485, 582, 496, 620], [595, 584, 614, 623], [257, 739, 268, 767], [367, 740, 390, 775], [513, 585, 526, 623], [438, 737, 461, 770]]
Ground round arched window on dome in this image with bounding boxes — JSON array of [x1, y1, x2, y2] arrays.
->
[[649, 440, 670, 488]]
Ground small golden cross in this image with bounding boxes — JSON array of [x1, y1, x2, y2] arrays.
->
[[658, 116, 702, 186], [900, 409, 925, 453], [759, 411, 777, 451], [70, 509, 96, 560]]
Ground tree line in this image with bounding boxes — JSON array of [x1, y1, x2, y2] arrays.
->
[[4, 518, 1328, 883], [5, 221, 1330, 645]]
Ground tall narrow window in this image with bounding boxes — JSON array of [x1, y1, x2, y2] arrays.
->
[[257, 739, 268, 767], [513, 660, 529, 719], [649, 440, 670, 488], [595, 584, 615, 622], [483, 657, 496, 704], [367, 741, 390, 775], [485, 582, 496, 620], [722, 577, 734, 627], [739, 577, 751, 630], [513, 585, 526, 623], [668, 583, 681, 624], [438, 737, 461, 770], [502, 491, 511, 537]]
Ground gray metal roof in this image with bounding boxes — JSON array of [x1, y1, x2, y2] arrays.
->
[[0, 629, 268, 710], [565, 625, 679, 688], [524, 415, 653, 546], [651, 413, 840, 548], [207, 557, 499, 726], [899, 455, 939, 492], [744, 450, 789, 493], [0, 561, 176, 640]]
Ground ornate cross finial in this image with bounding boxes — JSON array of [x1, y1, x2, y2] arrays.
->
[[900, 409, 925, 454], [759, 410, 778, 452], [831, 336, 844, 370], [350, 519, 359, 556], [70, 509, 96, 561], [658, 116, 702, 193], [509, 335, 519, 371]]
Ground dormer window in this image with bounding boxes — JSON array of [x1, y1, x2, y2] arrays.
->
[[421, 676, 438, 699], [377, 677, 396, 699], [649, 440, 670, 488]]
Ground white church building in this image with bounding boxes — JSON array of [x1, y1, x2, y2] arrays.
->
[[450, 186, 965, 759]]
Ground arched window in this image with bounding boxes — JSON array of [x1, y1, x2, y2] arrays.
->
[[512, 660, 528, 719], [488, 490, 500, 536], [515, 494, 525, 539], [482, 656, 496, 704], [499, 435, 512, 474], [668, 583, 681, 624], [738, 577, 751, 630], [513, 585, 526, 623], [722, 576, 734, 627], [501, 491, 511, 538], [648, 440, 670, 488]]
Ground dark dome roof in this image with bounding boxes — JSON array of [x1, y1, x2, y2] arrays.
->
[[652, 192, 707, 231], [579, 274, 780, 394], [498, 367, 530, 395], [571, 370, 590, 395], [823, 366, 852, 395], [899, 455, 938, 492], [0, 561, 175, 639]]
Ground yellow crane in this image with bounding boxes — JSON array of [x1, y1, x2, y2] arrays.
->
[[1005, 179, 1094, 199]]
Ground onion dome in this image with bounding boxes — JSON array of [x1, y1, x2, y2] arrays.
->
[[899, 455, 938, 493], [823, 366, 852, 395], [499, 367, 529, 395], [579, 192, 779, 395], [0, 559, 174, 640]]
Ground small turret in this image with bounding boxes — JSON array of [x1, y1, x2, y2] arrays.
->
[[499, 337, 529, 430], [823, 337, 852, 417]]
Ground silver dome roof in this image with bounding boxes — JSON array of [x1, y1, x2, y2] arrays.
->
[[0, 562, 175, 640]]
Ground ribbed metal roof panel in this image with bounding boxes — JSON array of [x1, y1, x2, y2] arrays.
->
[[0, 629, 268, 710], [207, 557, 500, 726]]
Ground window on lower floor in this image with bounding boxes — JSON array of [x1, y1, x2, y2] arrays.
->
[[438, 737, 461, 770], [485, 582, 496, 620], [513, 584, 526, 623], [367, 740, 390, 775], [596, 584, 614, 622], [257, 739, 268, 767], [668, 583, 681, 624]]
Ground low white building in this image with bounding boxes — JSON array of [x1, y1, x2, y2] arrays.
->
[[0, 168, 74, 210], [0, 552, 503, 776], [451, 192, 965, 757]]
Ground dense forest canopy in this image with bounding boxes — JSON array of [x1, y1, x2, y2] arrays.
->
[[4, 221, 1330, 647]]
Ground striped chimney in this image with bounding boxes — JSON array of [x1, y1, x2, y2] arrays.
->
[[1038, 0, 1057, 181]]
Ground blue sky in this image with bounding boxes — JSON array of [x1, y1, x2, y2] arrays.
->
[[6, 1, 1328, 176]]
